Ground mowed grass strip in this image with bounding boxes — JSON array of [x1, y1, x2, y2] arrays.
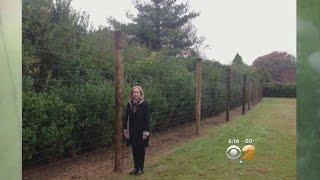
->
[[136, 98, 296, 180]]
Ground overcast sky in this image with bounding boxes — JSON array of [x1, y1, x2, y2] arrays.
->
[[71, 0, 296, 65]]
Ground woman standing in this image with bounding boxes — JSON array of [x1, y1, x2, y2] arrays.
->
[[124, 86, 150, 175]]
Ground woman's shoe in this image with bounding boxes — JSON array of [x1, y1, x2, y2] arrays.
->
[[128, 168, 137, 175], [135, 168, 143, 175]]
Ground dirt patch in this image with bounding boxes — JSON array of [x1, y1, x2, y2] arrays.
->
[[23, 104, 253, 179]]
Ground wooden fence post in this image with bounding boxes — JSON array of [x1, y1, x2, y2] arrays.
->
[[226, 67, 231, 122], [242, 74, 246, 115], [261, 84, 263, 101], [256, 84, 258, 104], [251, 83, 254, 107], [258, 84, 261, 102], [258, 84, 260, 103], [195, 58, 202, 135], [114, 31, 124, 173], [254, 84, 257, 105], [248, 79, 251, 110]]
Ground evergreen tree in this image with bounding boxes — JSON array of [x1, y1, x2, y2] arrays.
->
[[231, 53, 250, 74], [232, 53, 244, 65], [108, 0, 203, 55]]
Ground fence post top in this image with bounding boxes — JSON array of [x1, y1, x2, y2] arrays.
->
[[114, 31, 123, 49], [114, 30, 121, 35]]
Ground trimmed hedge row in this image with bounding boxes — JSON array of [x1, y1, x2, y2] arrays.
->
[[263, 83, 296, 98]]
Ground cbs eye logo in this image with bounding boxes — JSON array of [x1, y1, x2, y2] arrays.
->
[[226, 145, 256, 161]]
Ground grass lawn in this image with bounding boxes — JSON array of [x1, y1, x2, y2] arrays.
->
[[132, 98, 296, 180]]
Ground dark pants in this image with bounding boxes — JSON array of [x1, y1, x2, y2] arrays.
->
[[131, 144, 145, 170]]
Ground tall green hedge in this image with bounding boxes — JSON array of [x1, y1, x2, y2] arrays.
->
[[263, 83, 296, 98]]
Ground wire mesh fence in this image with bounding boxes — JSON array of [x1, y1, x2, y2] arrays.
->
[[22, 37, 264, 179]]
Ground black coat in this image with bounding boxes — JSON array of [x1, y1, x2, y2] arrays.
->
[[123, 100, 150, 147]]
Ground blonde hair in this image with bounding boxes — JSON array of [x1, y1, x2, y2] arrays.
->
[[129, 86, 144, 101]]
